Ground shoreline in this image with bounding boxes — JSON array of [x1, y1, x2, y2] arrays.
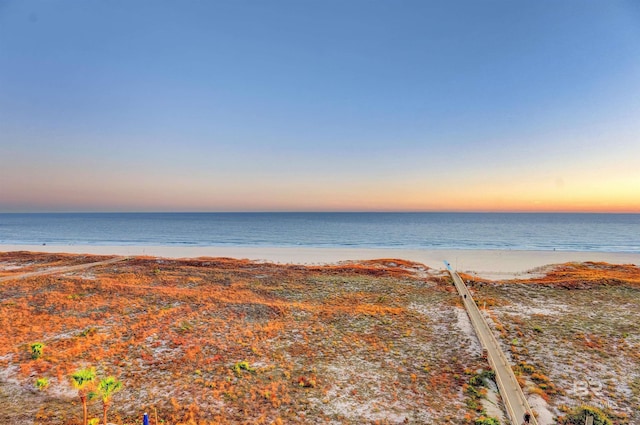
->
[[1, 244, 638, 280]]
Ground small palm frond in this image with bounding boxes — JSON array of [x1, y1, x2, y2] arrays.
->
[[97, 376, 123, 402], [70, 367, 96, 391]]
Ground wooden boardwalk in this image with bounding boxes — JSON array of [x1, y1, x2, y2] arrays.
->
[[445, 261, 537, 425]]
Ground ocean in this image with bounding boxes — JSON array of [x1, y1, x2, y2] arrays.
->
[[0, 213, 638, 253]]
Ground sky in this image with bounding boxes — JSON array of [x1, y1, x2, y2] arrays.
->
[[1, 1, 639, 213]]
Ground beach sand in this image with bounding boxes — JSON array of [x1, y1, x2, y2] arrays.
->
[[1, 244, 638, 279]]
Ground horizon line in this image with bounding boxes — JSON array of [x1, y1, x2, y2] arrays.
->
[[2, 210, 639, 214]]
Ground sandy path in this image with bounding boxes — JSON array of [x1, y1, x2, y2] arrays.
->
[[0, 256, 127, 283]]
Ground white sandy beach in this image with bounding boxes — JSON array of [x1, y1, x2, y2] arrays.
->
[[1, 244, 638, 280]]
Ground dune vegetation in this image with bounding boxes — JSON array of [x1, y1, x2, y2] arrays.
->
[[0, 252, 638, 424], [463, 262, 640, 424]]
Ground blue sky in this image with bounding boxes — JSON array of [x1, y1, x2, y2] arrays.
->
[[1, 1, 639, 212]]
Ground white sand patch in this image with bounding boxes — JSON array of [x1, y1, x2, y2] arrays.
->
[[0, 264, 24, 270], [528, 393, 554, 425], [500, 301, 568, 317], [472, 270, 549, 281], [454, 307, 482, 355], [46, 377, 77, 399], [73, 272, 96, 280], [0, 363, 20, 383], [407, 303, 432, 317], [322, 396, 409, 424], [316, 359, 431, 424], [482, 379, 506, 424]]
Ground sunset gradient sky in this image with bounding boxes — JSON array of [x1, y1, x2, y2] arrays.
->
[[1, 1, 639, 212]]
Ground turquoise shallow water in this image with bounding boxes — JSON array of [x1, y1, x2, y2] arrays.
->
[[0, 213, 638, 253]]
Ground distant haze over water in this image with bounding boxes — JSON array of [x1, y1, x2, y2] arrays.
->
[[0, 213, 638, 253]]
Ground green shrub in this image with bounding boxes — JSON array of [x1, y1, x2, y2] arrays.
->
[[480, 369, 495, 380], [469, 369, 495, 387], [79, 327, 97, 337], [35, 377, 49, 390], [469, 375, 483, 386], [233, 361, 255, 376], [517, 362, 536, 374], [30, 342, 44, 359], [559, 405, 612, 425], [475, 417, 500, 425], [177, 321, 193, 332]]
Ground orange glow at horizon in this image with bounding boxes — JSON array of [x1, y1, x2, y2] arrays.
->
[[1, 153, 639, 213], [3, 181, 638, 214]]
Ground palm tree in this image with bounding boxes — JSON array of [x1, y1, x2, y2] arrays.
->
[[96, 376, 122, 425], [70, 367, 96, 425]]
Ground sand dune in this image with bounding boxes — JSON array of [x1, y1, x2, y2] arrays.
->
[[1, 244, 637, 280]]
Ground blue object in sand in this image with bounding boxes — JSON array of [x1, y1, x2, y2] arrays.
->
[[143, 413, 149, 425]]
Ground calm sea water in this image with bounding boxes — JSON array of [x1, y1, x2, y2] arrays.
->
[[0, 213, 638, 253]]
